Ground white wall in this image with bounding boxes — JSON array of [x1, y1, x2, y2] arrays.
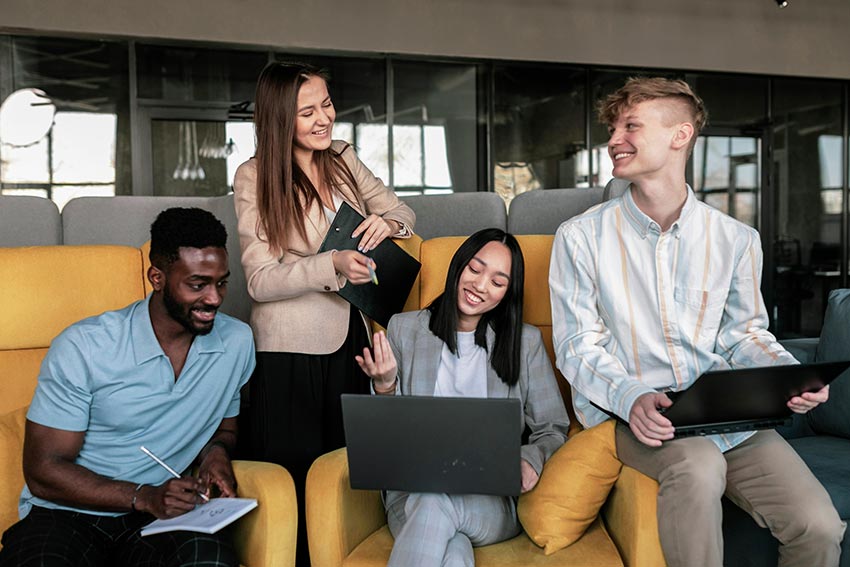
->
[[3, 0, 850, 79]]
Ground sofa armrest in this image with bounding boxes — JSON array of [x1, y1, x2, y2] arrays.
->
[[779, 337, 819, 363], [306, 447, 386, 567], [231, 460, 297, 567], [601, 466, 666, 567]]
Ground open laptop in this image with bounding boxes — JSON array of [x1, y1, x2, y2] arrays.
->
[[663, 360, 850, 438], [341, 394, 522, 496]]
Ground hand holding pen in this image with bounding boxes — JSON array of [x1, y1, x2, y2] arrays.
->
[[331, 250, 378, 286], [137, 446, 209, 519]]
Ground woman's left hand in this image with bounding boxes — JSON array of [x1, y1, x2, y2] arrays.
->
[[520, 459, 539, 493], [352, 215, 398, 253]]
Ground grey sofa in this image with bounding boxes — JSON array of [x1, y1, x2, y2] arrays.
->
[[0, 184, 621, 324], [724, 288, 850, 566]]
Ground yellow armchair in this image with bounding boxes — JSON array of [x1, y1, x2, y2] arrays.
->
[[305, 448, 625, 567], [304, 235, 665, 567], [0, 244, 298, 566], [0, 407, 298, 567]]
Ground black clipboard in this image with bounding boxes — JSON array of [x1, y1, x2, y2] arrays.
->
[[318, 202, 421, 327]]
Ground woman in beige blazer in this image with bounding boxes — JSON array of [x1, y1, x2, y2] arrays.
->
[[233, 61, 414, 566]]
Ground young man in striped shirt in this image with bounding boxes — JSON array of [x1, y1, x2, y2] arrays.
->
[[549, 77, 844, 567]]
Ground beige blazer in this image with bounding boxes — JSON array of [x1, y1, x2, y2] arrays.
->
[[233, 140, 416, 354]]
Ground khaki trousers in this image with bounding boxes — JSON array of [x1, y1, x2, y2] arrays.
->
[[616, 425, 845, 567]]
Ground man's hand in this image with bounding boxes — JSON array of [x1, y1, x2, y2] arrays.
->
[[788, 385, 829, 414], [136, 478, 206, 519], [198, 444, 236, 498], [520, 459, 540, 493], [629, 392, 675, 447]]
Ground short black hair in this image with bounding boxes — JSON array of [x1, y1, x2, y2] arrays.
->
[[427, 228, 525, 387], [149, 207, 227, 268]]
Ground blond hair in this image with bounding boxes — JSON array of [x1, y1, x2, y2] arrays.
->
[[598, 77, 708, 151]]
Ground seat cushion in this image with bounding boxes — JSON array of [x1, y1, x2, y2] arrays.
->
[[811, 289, 850, 439], [518, 421, 621, 554], [343, 517, 623, 567], [787, 435, 850, 519]]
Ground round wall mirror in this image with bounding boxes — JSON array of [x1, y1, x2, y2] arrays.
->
[[0, 88, 57, 147]]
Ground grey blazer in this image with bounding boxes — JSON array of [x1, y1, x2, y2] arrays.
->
[[386, 309, 570, 474]]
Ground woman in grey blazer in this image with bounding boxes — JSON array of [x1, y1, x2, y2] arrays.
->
[[356, 228, 569, 567], [234, 61, 415, 566]]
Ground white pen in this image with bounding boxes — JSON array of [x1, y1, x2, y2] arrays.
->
[[140, 445, 210, 502]]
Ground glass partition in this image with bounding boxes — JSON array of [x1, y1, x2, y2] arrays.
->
[[0, 36, 130, 207], [771, 78, 844, 337], [392, 60, 478, 195], [492, 64, 586, 205]]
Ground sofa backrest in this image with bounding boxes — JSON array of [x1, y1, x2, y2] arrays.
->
[[62, 195, 249, 323], [413, 235, 579, 434], [507, 187, 604, 235], [401, 193, 507, 239], [0, 245, 146, 415], [0, 196, 62, 246]]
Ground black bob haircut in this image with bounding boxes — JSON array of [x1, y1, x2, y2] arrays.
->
[[427, 228, 525, 387], [149, 207, 228, 268]]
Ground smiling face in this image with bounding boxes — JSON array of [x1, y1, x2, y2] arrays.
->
[[293, 75, 335, 158], [607, 98, 691, 183], [456, 241, 512, 332], [158, 246, 229, 336]]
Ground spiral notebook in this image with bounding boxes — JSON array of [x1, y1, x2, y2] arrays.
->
[[318, 202, 421, 327], [140, 497, 258, 536]]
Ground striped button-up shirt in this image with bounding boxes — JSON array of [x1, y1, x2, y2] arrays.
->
[[549, 186, 797, 451]]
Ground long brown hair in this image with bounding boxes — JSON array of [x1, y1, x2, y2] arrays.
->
[[253, 61, 358, 253]]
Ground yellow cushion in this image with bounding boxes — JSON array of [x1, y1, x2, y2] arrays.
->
[[0, 246, 146, 350], [418, 237, 465, 308], [514, 235, 554, 327], [517, 421, 622, 555], [0, 406, 28, 545], [0, 348, 48, 415]]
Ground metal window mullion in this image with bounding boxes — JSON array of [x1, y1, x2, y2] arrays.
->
[[129, 40, 146, 195], [386, 57, 394, 191], [585, 69, 592, 188], [842, 82, 849, 289]]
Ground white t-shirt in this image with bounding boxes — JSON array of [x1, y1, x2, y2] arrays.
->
[[434, 330, 488, 398]]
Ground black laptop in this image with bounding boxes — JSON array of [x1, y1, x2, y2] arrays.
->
[[663, 360, 850, 438], [341, 394, 522, 496]]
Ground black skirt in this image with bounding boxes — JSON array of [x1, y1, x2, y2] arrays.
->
[[247, 304, 370, 475]]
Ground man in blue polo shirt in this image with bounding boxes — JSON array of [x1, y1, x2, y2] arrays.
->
[[0, 207, 255, 567]]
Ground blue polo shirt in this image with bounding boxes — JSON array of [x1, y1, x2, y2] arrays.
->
[[20, 295, 256, 517]]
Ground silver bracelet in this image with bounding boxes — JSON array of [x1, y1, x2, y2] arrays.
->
[[131, 483, 145, 512]]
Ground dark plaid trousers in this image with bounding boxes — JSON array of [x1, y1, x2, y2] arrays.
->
[[0, 506, 238, 567]]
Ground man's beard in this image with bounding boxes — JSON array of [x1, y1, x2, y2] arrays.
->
[[162, 286, 215, 336]]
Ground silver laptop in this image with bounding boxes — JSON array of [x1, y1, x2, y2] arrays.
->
[[663, 361, 850, 438], [341, 394, 522, 496]]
